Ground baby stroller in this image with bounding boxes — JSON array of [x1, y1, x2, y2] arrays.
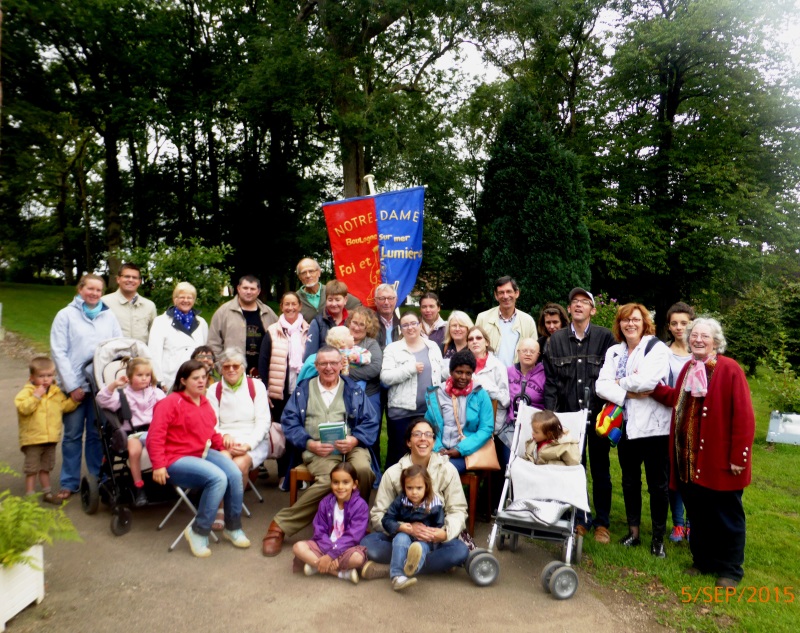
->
[[80, 337, 160, 536], [467, 402, 590, 599]]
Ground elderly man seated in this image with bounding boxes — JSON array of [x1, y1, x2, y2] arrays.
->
[[261, 345, 379, 557]]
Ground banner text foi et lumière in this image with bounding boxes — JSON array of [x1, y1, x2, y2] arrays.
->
[[322, 187, 424, 309]]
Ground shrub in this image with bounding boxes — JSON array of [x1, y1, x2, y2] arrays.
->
[[591, 293, 619, 330]]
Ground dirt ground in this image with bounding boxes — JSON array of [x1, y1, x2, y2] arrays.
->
[[0, 344, 672, 633]]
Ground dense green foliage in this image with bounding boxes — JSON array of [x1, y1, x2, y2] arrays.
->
[[1, 0, 799, 324]]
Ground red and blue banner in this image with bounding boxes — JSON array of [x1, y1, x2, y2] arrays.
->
[[322, 187, 424, 308]]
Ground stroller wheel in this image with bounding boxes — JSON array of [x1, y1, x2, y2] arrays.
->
[[468, 552, 499, 587], [111, 506, 133, 536], [541, 560, 563, 593], [465, 547, 486, 574], [562, 534, 583, 565], [549, 566, 579, 600], [81, 475, 100, 515]]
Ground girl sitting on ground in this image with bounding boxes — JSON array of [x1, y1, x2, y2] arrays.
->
[[381, 464, 445, 592], [524, 410, 580, 466], [96, 357, 165, 506], [292, 462, 369, 584]]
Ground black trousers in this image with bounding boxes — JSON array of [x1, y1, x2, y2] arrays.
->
[[679, 482, 746, 581], [617, 433, 669, 538]]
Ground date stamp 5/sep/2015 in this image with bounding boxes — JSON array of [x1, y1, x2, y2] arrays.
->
[[681, 586, 795, 604]]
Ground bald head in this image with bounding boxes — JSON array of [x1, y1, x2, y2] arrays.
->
[[296, 258, 322, 291]]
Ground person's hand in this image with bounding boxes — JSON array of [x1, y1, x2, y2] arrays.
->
[[32, 384, 47, 398], [416, 362, 424, 373], [109, 375, 129, 391], [153, 468, 168, 485], [348, 352, 360, 363], [334, 436, 358, 455], [409, 523, 438, 543], [223, 434, 235, 449], [70, 387, 86, 402], [317, 554, 334, 574], [439, 448, 460, 459], [730, 463, 745, 476], [307, 440, 335, 457], [626, 390, 653, 400], [229, 443, 249, 457]]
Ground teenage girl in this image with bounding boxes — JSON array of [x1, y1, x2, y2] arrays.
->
[[96, 357, 165, 506], [382, 464, 445, 591], [524, 410, 580, 466], [292, 462, 369, 584]]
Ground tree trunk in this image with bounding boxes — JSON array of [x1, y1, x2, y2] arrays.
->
[[103, 124, 122, 280]]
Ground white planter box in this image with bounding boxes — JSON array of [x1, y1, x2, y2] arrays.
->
[[0, 544, 45, 632]]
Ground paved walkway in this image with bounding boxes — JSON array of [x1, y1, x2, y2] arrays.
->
[[0, 347, 670, 633]]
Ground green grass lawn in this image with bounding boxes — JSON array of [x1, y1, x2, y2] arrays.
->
[[1, 283, 798, 630]]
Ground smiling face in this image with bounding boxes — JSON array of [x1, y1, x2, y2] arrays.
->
[[348, 314, 367, 343], [449, 320, 468, 345], [407, 421, 435, 460], [689, 323, 717, 360], [181, 368, 207, 398], [494, 282, 519, 313], [221, 359, 244, 385], [237, 280, 260, 308], [669, 312, 692, 345], [330, 470, 357, 505], [315, 350, 343, 388], [375, 289, 397, 318], [568, 294, 595, 326], [420, 298, 440, 325], [404, 474, 427, 506], [297, 259, 321, 290], [620, 308, 644, 346], [116, 267, 141, 298], [280, 294, 301, 322], [174, 292, 196, 313], [326, 293, 346, 318], [400, 313, 421, 342], [467, 328, 488, 358], [79, 279, 105, 308], [451, 364, 474, 391]]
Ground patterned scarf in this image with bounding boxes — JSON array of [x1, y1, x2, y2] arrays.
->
[[280, 314, 307, 374], [444, 376, 473, 397], [173, 308, 196, 332]]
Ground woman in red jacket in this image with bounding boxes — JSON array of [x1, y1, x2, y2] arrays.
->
[[650, 318, 754, 587], [147, 360, 250, 558]]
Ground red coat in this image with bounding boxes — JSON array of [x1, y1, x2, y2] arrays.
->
[[146, 391, 224, 470], [652, 355, 754, 492]]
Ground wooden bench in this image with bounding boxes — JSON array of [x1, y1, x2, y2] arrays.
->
[[289, 465, 479, 535]]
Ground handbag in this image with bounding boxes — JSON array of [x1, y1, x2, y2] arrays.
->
[[452, 395, 500, 471], [267, 423, 286, 459]]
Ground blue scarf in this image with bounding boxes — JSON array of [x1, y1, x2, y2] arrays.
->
[[173, 308, 196, 332], [82, 301, 103, 320]]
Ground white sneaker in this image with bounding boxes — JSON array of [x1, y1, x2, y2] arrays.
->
[[392, 575, 417, 591], [222, 528, 251, 549], [184, 526, 211, 558]]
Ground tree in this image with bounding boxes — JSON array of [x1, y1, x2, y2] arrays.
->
[[477, 90, 590, 313]]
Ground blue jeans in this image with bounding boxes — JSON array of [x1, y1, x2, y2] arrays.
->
[[669, 489, 687, 527], [60, 397, 103, 492], [166, 449, 243, 536], [362, 532, 468, 574], [389, 533, 430, 578]]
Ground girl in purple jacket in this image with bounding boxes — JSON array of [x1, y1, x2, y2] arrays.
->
[[292, 462, 369, 583]]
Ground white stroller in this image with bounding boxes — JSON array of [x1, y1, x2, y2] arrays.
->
[[469, 403, 590, 599]]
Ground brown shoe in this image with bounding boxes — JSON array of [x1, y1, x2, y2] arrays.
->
[[684, 567, 703, 577], [261, 520, 284, 557], [594, 526, 610, 544], [575, 525, 588, 537], [360, 561, 390, 580], [716, 577, 739, 588]]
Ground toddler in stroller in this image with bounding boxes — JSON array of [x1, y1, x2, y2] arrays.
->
[[95, 356, 165, 506]]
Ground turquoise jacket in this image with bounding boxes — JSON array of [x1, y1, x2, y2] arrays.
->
[[425, 385, 494, 457]]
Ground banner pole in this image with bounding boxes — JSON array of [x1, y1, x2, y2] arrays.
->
[[363, 174, 376, 195]]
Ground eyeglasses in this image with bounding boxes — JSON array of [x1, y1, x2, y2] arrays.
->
[[571, 299, 592, 306], [375, 296, 396, 303], [221, 363, 242, 371], [298, 268, 319, 277], [467, 335, 484, 341], [411, 431, 434, 439], [119, 275, 140, 281], [620, 318, 642, 324], [400, 321, 419, 329], [316, 361, 341, 368], [519, 349, 539, 354]]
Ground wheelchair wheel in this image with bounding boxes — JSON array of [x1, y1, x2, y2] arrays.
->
[[81, 474, 100, 515], [541, 560, 563, 593], [468, 552, 499, 587], [111, 506, 133, 536], [549, 566, 579, 600]]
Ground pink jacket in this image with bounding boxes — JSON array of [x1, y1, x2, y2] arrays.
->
[[96, 385, 166, 431]]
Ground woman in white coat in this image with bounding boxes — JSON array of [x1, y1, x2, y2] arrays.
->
[[380, 311, 443, 470], [596, 303, 671, 558], [149, 282, 208, 390]]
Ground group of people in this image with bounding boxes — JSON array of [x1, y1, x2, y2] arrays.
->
[[15, 260, 754, 590]]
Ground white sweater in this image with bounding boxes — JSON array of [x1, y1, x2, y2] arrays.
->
[[595, 335, 672, 439], [148, 312, 208, 389]]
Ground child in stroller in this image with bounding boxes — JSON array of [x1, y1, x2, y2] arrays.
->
[[95, 357, 165, 506], [523, 410, 580, 466]]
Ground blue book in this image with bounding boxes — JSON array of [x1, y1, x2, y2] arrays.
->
[[318, 421, 346, 455]]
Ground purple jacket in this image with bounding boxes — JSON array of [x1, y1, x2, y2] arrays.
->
[[312, 490, 369, 557], [507, 362, 545, 421]]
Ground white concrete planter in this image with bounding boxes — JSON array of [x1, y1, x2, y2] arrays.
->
[[0, 544, 45, 632]]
